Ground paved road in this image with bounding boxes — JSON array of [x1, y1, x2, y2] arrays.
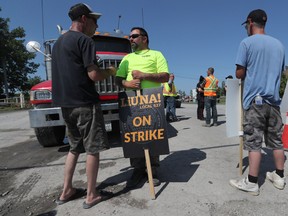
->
[[0, 110, 35, 148], [0, 104, 287, 216]]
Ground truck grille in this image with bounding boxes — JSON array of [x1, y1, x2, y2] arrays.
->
[[95, 59, 123, 93]]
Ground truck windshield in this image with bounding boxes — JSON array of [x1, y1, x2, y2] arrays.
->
[[93, 36, 131, 53]]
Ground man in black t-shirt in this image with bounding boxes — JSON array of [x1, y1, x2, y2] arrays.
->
[[196, 75, 205, 120], [52, 3, 116, 209]]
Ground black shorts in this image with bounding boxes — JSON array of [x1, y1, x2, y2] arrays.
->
[[61, 103, 109, 154]]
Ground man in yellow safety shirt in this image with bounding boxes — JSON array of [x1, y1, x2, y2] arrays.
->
[[163, 73, 179, 122], [202, 67, 219, 127], [115, 27, 169, 189]]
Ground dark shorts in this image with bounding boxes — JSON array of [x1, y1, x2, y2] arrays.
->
[[130, 156, 160, 169], [61, 103, 109, 155], [243, 103, 283, 151]]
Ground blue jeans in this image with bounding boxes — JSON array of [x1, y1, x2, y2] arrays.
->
[[204, 96, 217, 124], [166, 96, 176, 119]]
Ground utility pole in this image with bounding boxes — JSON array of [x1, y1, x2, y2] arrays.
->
[[41, 0, 45, 43], [142, 8, 145, 28]]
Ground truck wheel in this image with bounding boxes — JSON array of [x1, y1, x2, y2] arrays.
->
[[34, 104, 66, 147], [35, 126, 66, 147]]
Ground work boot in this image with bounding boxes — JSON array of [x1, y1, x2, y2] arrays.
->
[[152, 175, 161, 187], [202, 123, 211, 127], [126, 168, 146, 188], [229, 177, 259, 196], [173, 117, 180, 122], [266, 171, 286, 190], [146, 168, 161, 187]]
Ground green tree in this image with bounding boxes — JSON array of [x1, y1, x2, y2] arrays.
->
[[178, 90, 186, 97], [0, 8, 39, 96], [22, 75, 44, 95]]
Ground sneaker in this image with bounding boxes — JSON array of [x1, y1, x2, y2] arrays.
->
[[266, 171, 286, 190], [213, 122, 218, 126], [229, 177, 259, 196], [126, 168, 146, 188]]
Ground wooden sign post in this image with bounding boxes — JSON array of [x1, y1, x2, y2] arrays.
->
[[144, 148, 156, 199], [118, 87, 169, 199], [239, 81, 243, 175]]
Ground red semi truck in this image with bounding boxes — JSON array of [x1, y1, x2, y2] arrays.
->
[[27, 30, 131, 147]]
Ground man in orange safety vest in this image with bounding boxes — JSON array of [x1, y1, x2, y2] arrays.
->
[[202, 67, 219, 127]]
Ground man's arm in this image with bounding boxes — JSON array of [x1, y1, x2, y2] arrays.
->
[[115, 76, 141, 89], [198, 87, 204, 92], [235, 64, 246, 80], [87, 64, 116, 81], [132, 70, 169, 83]]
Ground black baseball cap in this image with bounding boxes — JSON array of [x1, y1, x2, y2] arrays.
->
[[241, 9, 267, 25], [68, 3, 102, 21]]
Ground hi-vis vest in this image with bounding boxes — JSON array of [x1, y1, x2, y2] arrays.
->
[[163, 82, 177, 96], [204, 75, 218, 97]]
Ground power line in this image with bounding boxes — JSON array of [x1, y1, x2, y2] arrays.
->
[[176, 75, 198, 80], [176, 74, 228, 81]]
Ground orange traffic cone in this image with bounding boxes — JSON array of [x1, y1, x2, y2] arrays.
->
[[282, 112, 288, 151]]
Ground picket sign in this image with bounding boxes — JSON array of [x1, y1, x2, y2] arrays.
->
[[226, 79, 243, 175], [118, 87, 169, 199]]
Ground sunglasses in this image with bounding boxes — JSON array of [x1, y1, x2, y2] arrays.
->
[[129, 34, 143, 39]]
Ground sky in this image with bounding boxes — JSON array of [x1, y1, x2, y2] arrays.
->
[[1, 0, 288, 94]]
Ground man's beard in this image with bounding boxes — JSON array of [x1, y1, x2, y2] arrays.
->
[[131, 42, 138, 51]]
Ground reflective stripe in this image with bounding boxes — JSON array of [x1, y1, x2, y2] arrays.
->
[[163, 83, 177, 96], [204, 76, 218, 96]]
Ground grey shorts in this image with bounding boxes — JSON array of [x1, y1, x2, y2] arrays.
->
[[243, 103, 283, 151], [61, 103, 109, 155]]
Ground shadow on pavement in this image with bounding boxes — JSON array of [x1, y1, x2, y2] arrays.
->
[[240, 147, 287, 187], [96, 148, 206, 199], [159, 148, 206, 182], [166, 122, 178, 138]]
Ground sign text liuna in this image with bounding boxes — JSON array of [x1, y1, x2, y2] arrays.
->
[[120, 93, 162, 108]]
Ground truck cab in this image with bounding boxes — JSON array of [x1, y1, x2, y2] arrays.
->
[[28, 31, 131, 147]]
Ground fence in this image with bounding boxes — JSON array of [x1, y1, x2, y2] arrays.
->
[[0, 93, 26, 108]]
